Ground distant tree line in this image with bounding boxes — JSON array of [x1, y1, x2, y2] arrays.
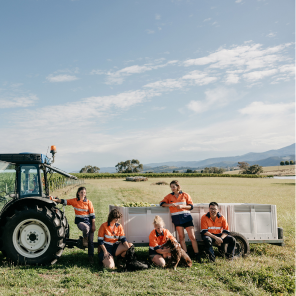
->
[[200, 167, 225, 174], [280, 160, 294, 165]]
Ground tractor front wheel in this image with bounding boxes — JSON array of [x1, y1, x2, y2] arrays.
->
[[1, 205, 66, 265]]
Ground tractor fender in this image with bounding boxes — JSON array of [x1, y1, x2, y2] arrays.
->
[[0, 197, 56, 228]]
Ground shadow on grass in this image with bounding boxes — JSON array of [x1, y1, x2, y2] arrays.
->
[[272, 182, 295, 185]]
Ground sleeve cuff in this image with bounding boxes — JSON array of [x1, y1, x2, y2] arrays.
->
[[120, 237, 127, 243], [200, 229, 208, 235], [160, 202, 166, 206], [90, 214, 95, 219], [222, 230, 230, 234], [188, 204, 193, 210], [154, 246, 160, 250], [61, 199, 67, 205]]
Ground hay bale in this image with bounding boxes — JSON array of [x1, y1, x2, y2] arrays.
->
[[151, 181, 169, 185], [126, 176, 148, 182]]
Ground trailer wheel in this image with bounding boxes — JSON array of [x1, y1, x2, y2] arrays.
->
[[226, 232, 250, 257], [1, 205, 66, 265]]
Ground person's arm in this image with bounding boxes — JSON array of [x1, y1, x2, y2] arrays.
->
[[221, 217, 230, 240], [204, 231, 223, 245], [51, 197, 67, 205], [160, 195, 177, 208], [176, 193, 193, 210], [156, 248, 170, 254], [99, 244, 110, 259], [98, 225, 109, 258]]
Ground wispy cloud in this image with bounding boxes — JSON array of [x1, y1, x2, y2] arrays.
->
[[183, 42, 294, 84], [146, 29, 155, 34], [203, 18, 212, 22], [266, 32, 276, 38], [187, 87, 239, 113], [0, 95, 38, 108], [235, 0, 243, 3], [239, 101, 295, 115], [155, 14, 161, 20], [46, 74, 78, 82], [96, 60, 179, 85]]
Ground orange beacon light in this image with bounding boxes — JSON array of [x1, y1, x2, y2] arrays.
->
[[50, 145, 57, 163]]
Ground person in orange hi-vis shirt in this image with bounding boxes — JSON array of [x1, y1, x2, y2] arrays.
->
[[149, 215, 175, 267], [97, 209, 133, 269], [52, 186, 95, 264], [200, 202, 236, 262], [160, 180, 201, 263]]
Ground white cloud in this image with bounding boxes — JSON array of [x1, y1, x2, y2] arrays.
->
[[239, 101, 295, 116], [183, 42, 293, 85], [225, 74, 240, 84], [243, 69, 277, 81], [182, 70, 218, 85], [46, 74, 78, 82], [104, 60, 178, 85], [266, 32, 276, 38], [187, 87, 238, 113], [155, 14, 161, 20], [203, 18, 211, 22], [0, 95, 38, 108], [146, 29, 155, 34], [235, 0, 243, 3], [144, 79, 185, 90]]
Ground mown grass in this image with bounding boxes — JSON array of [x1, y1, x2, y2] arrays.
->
[[0, 177, 294, 295]]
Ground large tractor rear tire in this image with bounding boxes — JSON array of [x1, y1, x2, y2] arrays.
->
[[1, 204, 66, 265]]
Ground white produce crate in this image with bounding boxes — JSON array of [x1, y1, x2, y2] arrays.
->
[[109, 203, 279, 244], [227, 204, 278, 240], [109, 205, 176, 244]]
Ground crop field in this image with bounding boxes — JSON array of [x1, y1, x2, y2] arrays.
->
[[0, 177, 294, 295]]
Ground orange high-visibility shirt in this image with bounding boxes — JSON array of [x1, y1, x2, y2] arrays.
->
[[62, 197, 95, 225], [97, 222, 126, 246], [149, 228, 176, 255], [160, 191, 194, 225], [200, 212, 230, 235]]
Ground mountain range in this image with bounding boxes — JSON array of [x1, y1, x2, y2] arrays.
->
[[94, 143, 295, 173]]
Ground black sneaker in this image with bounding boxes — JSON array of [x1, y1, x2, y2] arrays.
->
[[195, 253, 202, 263]]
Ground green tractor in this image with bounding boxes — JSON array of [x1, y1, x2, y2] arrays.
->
[[0, 147, 84, 265]]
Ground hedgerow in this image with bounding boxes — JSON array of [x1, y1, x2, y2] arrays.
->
[[72, 172, 268, 179]]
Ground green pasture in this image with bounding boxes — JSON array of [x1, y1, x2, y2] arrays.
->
[[0, 177, 294, 295]]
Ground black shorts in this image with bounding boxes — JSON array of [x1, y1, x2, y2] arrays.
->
[[98, 243, 120, 261], [174, 220, 194, 228]]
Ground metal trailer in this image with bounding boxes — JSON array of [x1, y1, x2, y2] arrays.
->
[[109, 203, 284, 257], [0, 148, 89, 265]]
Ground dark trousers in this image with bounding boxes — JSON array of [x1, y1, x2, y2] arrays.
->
[[202, 233, 236, 258], [77, 222, 94, 257]]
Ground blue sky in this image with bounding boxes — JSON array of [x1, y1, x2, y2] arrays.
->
[[0, 0, 294, 171]]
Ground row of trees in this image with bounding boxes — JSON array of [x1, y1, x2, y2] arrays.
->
[[280, 161, 294, 165]]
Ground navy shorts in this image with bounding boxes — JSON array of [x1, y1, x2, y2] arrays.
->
[[174, 220, 194, 228], [98, 243, 120, 262]]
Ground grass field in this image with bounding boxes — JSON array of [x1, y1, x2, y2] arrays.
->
[[0, 177, 295, 295]]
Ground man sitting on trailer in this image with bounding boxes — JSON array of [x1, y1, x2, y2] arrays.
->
[[200, 202, 236, 262]]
